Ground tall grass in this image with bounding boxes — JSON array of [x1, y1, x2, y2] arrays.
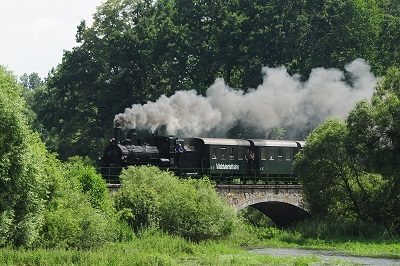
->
[[0, 228, 322, 265], [1, 219, 400, 265], [288, 218, 398, 241]]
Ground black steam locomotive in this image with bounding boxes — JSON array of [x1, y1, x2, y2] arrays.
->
[[99, 127, 305, 183]]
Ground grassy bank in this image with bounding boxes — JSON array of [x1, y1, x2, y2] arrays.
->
[[1, 224, 400, 266], [0, 230, 320, 266]]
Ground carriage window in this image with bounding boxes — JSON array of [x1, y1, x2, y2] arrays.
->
[[238, 147, 244, 160], [221, 147, 226, 160], [278, 149, 283, 161], [261, 148, 267, 160], [229, 147, 235, 160], [268, 148, 274, 160], [285, 149, 291, 161], [211, 148, 217, 159]]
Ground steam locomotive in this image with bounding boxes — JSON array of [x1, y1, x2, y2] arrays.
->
[[99, 127, 305, 183]]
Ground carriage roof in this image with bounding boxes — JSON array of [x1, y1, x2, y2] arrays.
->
[[190, 137, 250, 146], [248, 139, 301, 148]]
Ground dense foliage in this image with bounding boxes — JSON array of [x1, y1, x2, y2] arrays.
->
[[39, 162, 117, 249], [0, 68, 117, 248], [3, 0, 400, 250], [295, 67, 400, 232], [0, 66, 52, 247], [0, 68, 240, 247], [28, 0, 400, 160], [114, 166, 238, 242]]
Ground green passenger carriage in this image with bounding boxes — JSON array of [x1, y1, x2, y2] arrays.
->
[[247, 139, 303, 180], [184, 138, 250, 177]]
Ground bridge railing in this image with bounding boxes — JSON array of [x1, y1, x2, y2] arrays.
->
[[198, 169, 299, 185], [98, 166, 300, 185]]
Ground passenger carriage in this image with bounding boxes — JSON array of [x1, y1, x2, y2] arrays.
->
[[183, 137, 250, 178], [248, 139, 304, 182]]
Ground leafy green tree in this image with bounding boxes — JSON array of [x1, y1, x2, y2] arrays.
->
[[19, 73, 46, 134], [294, 118, 388, 223], [295, 118, 353, 218], [268, 128, 288, 140], [375, 13, 400, 74], [36, 0, 398, 160], [114, 165, 238, 241], [295, 68, 400, 231], [0, 66, 123, 249], [39, 157, 117, 249], [346, 67, 400, 229], [161, 177, 237, 241], [0, 66, 53, 247], [19, 72, 44, 90]]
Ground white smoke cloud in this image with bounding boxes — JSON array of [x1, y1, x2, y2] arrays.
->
[[114, 58, 376, 138]]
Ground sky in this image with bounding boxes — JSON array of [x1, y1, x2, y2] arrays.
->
[[0, 0, 105, 79]]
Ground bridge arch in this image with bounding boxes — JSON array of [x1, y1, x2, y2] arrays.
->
[[215, 184, 311, 227]]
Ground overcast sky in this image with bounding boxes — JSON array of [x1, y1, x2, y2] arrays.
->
[[0, 0, 104, 79]]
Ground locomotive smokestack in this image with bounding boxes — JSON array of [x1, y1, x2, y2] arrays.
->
[[114, 126, 121, 144], [127, 129, 137, 145]]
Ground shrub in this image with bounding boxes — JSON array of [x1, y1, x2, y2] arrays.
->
[[39, 176, 116, 249], [39, 158, 118, 249], [114, 166, 238, 242], [238, 207, 275, 228], [64, 156, 114, 213], [160, 177, 237, 241]]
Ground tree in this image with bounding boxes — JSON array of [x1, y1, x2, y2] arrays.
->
[[375, 14, 400, 74], [294, 118, 388, 223], [295, 68, 400, 231], [19, 72, 44, 90], [346, 67, 400, 229], [36, 0, 397, 160], [19, 73, 46, 134], [0, 66, 52, 247]]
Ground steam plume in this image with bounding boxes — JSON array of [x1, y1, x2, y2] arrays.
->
[[114, 58, 376, 138]]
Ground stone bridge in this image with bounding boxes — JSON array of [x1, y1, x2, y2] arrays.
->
[[215, 184, 310, 227]]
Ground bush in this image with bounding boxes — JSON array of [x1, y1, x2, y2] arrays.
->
[[39, 158, 118, 249], [39, 171, 117, 249], [0, 66, 54, 247], [238, 206, 275, 228], [114, 165, 238, 242], [160, 178, 237, 241], [64, 156, 114, 213]]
